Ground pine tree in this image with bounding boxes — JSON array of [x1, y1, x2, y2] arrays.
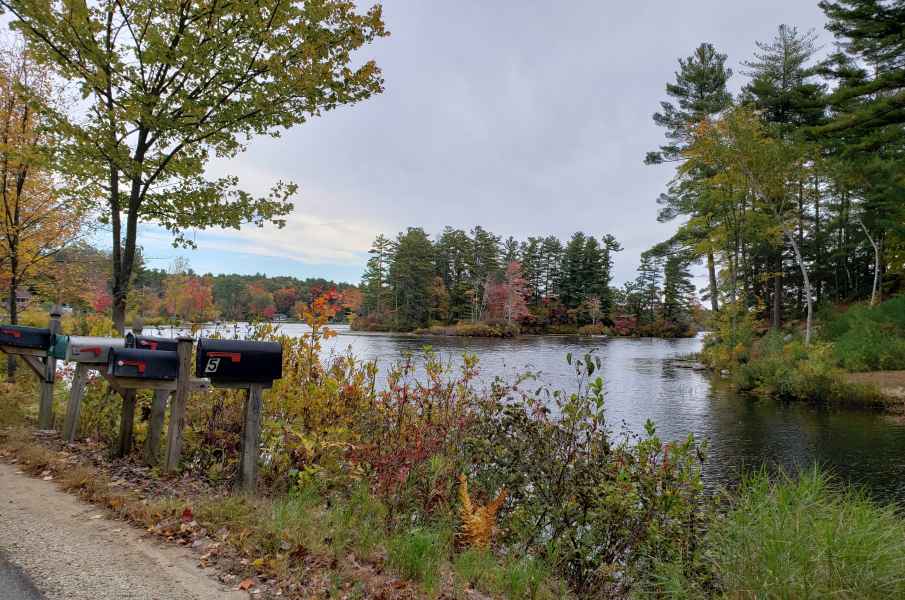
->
[[647, 43, 734, 313], [560, 232, 588, 309], [389, 228, 435, 330], [361, 234, 394, 315]]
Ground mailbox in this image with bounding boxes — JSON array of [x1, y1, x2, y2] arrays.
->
[[0, 324, 52, 350], [107, 348, 179, 380], [195, 338, 282, 385], [125, 333, 178, 352], [66, 336, 125, 364]]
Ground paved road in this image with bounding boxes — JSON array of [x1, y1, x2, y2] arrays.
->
[[0, 462, 245, 600], [0, 551, 44, 599]]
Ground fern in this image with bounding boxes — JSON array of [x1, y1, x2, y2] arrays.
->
[[457, 474, 507, 549]]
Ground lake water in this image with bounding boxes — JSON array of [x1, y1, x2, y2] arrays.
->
[[145, 323, 905, 502]]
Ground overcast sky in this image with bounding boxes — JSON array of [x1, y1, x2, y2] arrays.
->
[[136, 0, 829, 286]]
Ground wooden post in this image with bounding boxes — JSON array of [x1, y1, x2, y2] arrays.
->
[[144, 389, 169, 466], [62, 363, 90, 443], [116, 389, 137, 457], [164, 336, 194, 473], [37, 305, 62, 430], [238, 384, 263, 493]]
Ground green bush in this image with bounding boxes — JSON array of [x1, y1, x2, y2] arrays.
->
[[736, 333, 887, 406], [705, 469, 905, 598], [463, 353, 707, 596], [823, 296, 905, 371]]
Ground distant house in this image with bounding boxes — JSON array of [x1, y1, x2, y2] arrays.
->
[[1, 288, 33, 313]]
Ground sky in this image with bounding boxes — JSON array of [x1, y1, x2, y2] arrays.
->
[[131, 0, 830, 287]]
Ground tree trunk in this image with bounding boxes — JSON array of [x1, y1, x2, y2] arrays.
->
[[707, 250, 719, 313], [6, 265, 16, 382], [784, 226, 812, 345], [857, 219, 880, 306], [771, 251, 782, 330]]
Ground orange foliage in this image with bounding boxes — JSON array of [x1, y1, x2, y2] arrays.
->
[[457, 474, 507, 549]]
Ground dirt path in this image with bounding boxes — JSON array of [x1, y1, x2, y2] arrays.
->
[[0, 462, 246, 600]]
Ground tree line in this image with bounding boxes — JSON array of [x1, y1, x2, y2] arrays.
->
[[357, 226, 702, 336], [59, 246, 359, 324], [647, 0, 905, 345]]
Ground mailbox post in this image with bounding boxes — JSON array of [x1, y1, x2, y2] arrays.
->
[[195, 338, 282, 492], [61, 335, 126, 443], [164, 336, 195, 473], [38, 305, 62, 430], [0, 306, 62, 430]]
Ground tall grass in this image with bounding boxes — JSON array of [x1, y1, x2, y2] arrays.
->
[[708, 468, 905, 598]]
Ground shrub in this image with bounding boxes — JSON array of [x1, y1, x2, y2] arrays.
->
[[415, 321, 520, 338], [823, 296, 905, 371], [462, 353, 708, 597], [736, 333, 886, 406], [577, 323, 608, 336]]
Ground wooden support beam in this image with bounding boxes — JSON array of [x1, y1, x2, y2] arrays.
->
[[164, 337, 194, 474], [63, 364, 91, 443], [38, 306, 62, 430], [116, 388, 137, 458], [19, 355, 45, 380], [238, 384, 264, 493], [144, 389, 169, 466], [0, 345, 47, 357]]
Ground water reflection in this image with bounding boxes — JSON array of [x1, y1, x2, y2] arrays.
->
[[145, 323, 905, 502]]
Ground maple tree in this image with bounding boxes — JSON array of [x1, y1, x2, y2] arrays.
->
[[163, 274, 217, 322], [482, 261, 530, 324], [0, 41, 87, 377], [3, 0, 388, 332]]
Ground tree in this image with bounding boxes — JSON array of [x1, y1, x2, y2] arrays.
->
[[273, 287, 299, 316], [560, 232, 587, 308], [4, 0, 388, 332], [0, 40, 86, 378], [662, 254, 695, 324], [483, 261, 530, 325], [647, 43, 734, 313], [469, 226, 501, 320], [390, 228, 434, 330], [362, 234, 394, 315], [163, 274, 216, 322], [687, 107, 816, 344]]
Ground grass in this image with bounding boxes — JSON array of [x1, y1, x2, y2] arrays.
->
[[386, 526, 451, 595], [705, 468, 905, 598]]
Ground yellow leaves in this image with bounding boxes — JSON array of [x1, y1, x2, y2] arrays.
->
[[457, 474, 507, 549]]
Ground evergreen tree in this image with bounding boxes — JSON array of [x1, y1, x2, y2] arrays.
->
[[600, 234, 623, 317], [662, 254, 696, 323], [647, 43, 734, 313], [560, 232, 588, 308], [361, 234, 394, 315], [389, 228, 435, 330], [540, 236, 564, 300]]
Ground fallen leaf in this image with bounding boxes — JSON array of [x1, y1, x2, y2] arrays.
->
[[239, 578, 255, 591], [181, 506, 194, 523]]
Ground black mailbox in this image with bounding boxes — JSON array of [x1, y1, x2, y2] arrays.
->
[[125, 333, 179, 352], [0, 324, 52, 350], [195, 338, 282, 385], [108, 348, 179, 380]]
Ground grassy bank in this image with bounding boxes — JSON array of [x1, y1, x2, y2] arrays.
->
[[701, 296, 905, 408]]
